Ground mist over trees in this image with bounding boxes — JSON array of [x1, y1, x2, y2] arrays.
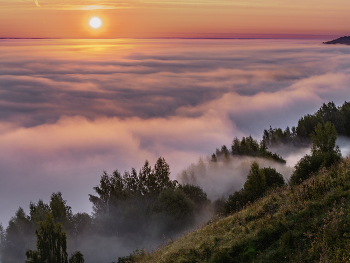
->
[[0, 101, 348, 263], [213, 135, 286, 164], [0, 158, 211, 263], [262, 101, 350, 147], [25, 213, 84, 263], [290, 122, 341, 185], [88, 157, 205, 240]]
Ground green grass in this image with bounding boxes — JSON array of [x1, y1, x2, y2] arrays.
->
[[132, 157, 350, 263]]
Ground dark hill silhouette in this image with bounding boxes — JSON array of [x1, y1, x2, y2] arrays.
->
[[324, 36, 350, 45]]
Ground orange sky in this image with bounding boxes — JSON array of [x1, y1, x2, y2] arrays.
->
[[0, 0, 350, 38]]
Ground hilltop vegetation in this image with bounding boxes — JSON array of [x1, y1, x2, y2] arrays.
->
[[131, 146, 349, 263], [262, 101, 350, 147], [132, 157, 350, 263], [120, 105, 347, 263], [212, 135, 286, 164], [0, 101, 349, 263]]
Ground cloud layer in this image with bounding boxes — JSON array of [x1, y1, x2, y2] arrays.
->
[[1, 39, 350, 225]]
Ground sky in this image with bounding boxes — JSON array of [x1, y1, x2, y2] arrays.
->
[[1, 39, 350, 226], [0, 0, 350, 38]]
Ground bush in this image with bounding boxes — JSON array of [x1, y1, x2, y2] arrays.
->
[[151, 188, 196, 233], [291, 122, 342, 185], [262, 167, 285, 189], [290, 153, 324, 185], [244, 162, 266, 200], [224, 189, 249, 214], [178, 184, 210, 212]]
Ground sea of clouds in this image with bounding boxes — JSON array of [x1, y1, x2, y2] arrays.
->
[[1, 38, 350, 226]]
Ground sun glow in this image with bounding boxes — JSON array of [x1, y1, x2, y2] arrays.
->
[[90, 17, 102, 29]]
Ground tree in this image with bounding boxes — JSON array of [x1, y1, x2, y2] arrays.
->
[[211, 154, 218, 162], [26, 213, 68, 263], [311, 122, 339, 155], [225, 165, 285, 215], [68, 252, 84, 263], [152, 157, 177, 195], [340, 101, 350, 136], [89, 158, 179, 236], [261, 167, 285, 190], [178, 184, 210, 212], [244, 162, 266, 200], [290, 154, 324, 185], [317, 102, 343, 133], [231, 137, 241, 155], [50, 192, 73, 230], [30, 200, 50, 226], [25, 213, 84, 263], [151, 188, 195, 234], [224, 189, 249, 214], [296, 114, 324, 140], [71, 213, 92, 238], [2, 207, 33, 263], [0, 223, 5, 263], [291, 122, 341, 185]]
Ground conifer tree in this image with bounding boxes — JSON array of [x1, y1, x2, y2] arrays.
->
[[244, 162, 266, 200]]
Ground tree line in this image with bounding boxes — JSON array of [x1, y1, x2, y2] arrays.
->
[[262, 101, 350, 147], [0, 158, 210, 263], [212, 135, 286, 164], [0, 102, 345, 263]]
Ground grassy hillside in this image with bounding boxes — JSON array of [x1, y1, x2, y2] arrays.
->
[[132, 157, 350, 263]]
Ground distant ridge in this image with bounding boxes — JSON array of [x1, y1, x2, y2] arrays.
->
[[324, 36, 350, 45]]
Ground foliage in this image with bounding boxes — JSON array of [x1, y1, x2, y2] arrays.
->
[[88, 157, 180, 237], [69, 251, 84, 263], [1, 193, 80, 263], [132, 157, 350, 263], [263, 101, 350, 147], [224, 163, 285, 214], [1, 207, 33, 263], [213, 135, 286, 163], [25, 213, 69, 263], [50, 192, 73, 229], [25, 213, 85, 263], [310, 122, 339, 155], [89, 157, 178, 217], [224, 189, 250, 214], [151, 188, 196, 234], [244, 162, 266, 200], [290, 122, 341, 185], [290, 154, 324, 185], [116, 248, 146, 263], [177, 184, 210, 212], [71, 213, 92, 238], [0, 223, 5, 263], [261, 167, 285, 190]]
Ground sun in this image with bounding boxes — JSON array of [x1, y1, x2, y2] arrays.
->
[[90, 17, 102, 29]]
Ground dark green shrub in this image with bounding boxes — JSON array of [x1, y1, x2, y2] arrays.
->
[[151, 188, 195, 233], [262, 167, 285, 189], [224, 189, 249, 214], [178, 184, 210, 212], [244, 162, 266, 200], [290, 153, 324, 185]]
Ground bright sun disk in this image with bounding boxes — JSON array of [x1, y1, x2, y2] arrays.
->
[[90, 17, 102, 29]]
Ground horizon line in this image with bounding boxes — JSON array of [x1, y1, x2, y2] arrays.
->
[[0, 34, 345, 41]]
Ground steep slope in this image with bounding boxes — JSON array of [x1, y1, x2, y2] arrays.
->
[[133, 157, 350, 263]]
